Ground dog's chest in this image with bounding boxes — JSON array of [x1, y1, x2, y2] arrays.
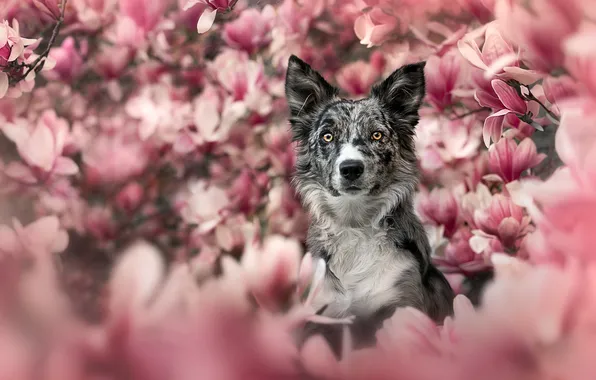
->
[[313, 228, 414, 318]]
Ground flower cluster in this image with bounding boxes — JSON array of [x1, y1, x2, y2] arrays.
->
[[1, 0, 596, 378]]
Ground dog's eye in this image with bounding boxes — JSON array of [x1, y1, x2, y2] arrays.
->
[[371, 131, 383, 141], [322, 133, 333, 143]]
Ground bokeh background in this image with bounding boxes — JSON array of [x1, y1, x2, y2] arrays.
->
[[0, 0, 595, 379]]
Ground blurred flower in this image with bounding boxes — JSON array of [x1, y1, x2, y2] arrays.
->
[[354, 8, 397, 48], [183, 0, 239, 34], [494, 0, 581, 71], [118, 0, 169, 34], [83, 132, 149, 185], [115, 182, 144, 212], [542, 75, 578, 116], [180, 179, 230, 233], [485, 137, 546, 183], [425, 50, 461, 111], [0, 215, 68, 257], [336, 59, 380, 96], [222, 6, 275, 54], [416, 186, 463, 237], [474, 194, 530, 248], [2, 110, 78, 179], [434, 227, 490, 274], [45, 37, 84, 82]]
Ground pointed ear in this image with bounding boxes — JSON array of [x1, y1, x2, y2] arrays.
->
[[371, 62, 426, 125], [285, 55, 338, 119]]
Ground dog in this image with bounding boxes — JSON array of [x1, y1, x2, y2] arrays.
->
[[284, 55, 455, 353]]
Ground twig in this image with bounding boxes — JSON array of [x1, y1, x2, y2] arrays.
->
[[524, 90, 560, 123], [12, 0, 68, 83], [449, 107, 490, 120]]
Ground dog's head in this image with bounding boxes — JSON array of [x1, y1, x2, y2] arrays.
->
[[285, 55, 426, 226]]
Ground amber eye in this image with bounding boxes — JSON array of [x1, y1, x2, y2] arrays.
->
[[372, 131, 383, 141], [322, 133, 333, 143]]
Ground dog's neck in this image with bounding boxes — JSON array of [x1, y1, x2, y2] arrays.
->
[[303, 182, 414, 235]]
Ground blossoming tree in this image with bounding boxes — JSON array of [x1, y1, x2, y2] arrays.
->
[[0, 0, 595, 378]]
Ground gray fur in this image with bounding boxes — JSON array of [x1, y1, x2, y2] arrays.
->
[[285, 55, 454, 353]]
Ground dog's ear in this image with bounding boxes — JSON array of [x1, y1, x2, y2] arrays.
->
[[285, 55, 338, 140], [370, 62, 426, 126]]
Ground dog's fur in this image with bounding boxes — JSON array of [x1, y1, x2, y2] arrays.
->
[[284, 55, 455, 352]]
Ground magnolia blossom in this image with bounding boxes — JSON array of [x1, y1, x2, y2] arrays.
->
[[222, 6, 275, 54], [473, 194, 531, 248], [0, 19, 39, 98], [416, 186, 463, 237], [183, 0, 239, 34], [485, 137, 546, 183], [0, 215, 68, 257], [180, 179, 230, 234], [354, 9, 397, 48], [2, 110, 78, 182], [494, 0, 582, 71], [425, 50, 461, 111], [45, 36, 85, 83], [335, 60, 380, 96]]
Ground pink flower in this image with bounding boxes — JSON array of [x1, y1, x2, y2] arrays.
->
[[542, 75, 579, 115], [183, 0, 239, 34], [222, 6, 275, 54], [416, 186, 462, 237], [115, 182, 144, 212], [84, 206, 117, 241], [474, 194, 531, 248], [83, 132, 149, 185], [2, 110, 78, 180], [485, 137, 546, 183], [0, 20, 39, 98], [228, 169, 266, 215], [241, 234, 303, 311], [335, 60, 380, 96], [482, 79, 529, 147], [425, 50, 461, 111], [94, 45, 133, 79], [434, 227, 491, 274], [208, 50, 270, 115], [118, 0, 168, 34], [45, 37, 84, 83], [180, 179, 230, 233], [458, 22, 518, 77], [354, 8, 397, 48], [495, 0, 582, 71], [0, 215, 68, 257]]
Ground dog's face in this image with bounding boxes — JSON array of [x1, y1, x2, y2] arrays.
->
[[285, 55, 426, 225]]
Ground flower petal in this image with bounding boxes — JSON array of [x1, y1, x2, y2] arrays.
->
[[197, 8, 217, 34], [0, 73, 8, 99], [491, 80, 526, 114], [54, 157, 79, 175]]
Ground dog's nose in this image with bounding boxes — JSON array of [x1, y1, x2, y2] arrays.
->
[[339, 160, 364, 181]]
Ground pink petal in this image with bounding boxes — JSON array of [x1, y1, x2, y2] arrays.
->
[[24, 216, 60, 253], [483, 110, 509, 147], [457, 39, 489, 70], [491, 80, 526, 114], [3, 162, 37, 184], [22, 125, 56, 171], [475, 89, 504, 109], [53, 157, 79, 175], [197, 8, 217, 34], [512, 138, 539, 175], [497, 217, 521, 246], [297, 252, 313, 296], [0, 73, 8, 99], [301, 336, 340, 379], [483, 52, 518, 80], [183, 0, 204, 11], [502, 67, 544, 85], [0, 225, 19, 254], [109, 241, 165, 318]]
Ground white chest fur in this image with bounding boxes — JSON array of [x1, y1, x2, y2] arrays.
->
[[311, 227, 414, 318]]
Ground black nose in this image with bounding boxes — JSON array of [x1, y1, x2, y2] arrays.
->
[[339, 160, 364, 181]]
